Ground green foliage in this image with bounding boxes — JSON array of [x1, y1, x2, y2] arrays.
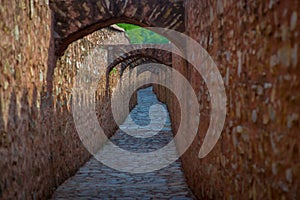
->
[[117, 23, 169, 44], [110, 67, 117, 75]]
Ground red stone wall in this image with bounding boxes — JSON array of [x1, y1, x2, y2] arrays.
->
[[1, 0, 299, 199], [50, 27, 131, 197], [0, 1, 54, 198], [0, 1, 131, 199], [155, 0, 300, 199]]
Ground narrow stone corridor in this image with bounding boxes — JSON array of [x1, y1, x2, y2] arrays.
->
[[51, 87, 196, 199]]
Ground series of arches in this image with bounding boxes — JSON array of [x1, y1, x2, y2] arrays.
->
[[104, 44, 172, 89], [49, 0, 185, 94], [50, 0, 184, 92]]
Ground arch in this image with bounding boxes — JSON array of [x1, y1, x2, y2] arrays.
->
[[105, 44, 172, 90], [134, 62, 166, 76], [50, 0, 185, 56], [120, 57, 157, 76], [106, 44, 172, 74], [120, 57, 168, 76]]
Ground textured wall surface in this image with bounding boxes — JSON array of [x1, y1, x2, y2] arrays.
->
[[50, 0, 185, 55], [0, 1, 130, 199], [0, 1, 53, 198], [155, 0, 300, 199], [51, 26, 131, 196], [1, 0, 299, 199]]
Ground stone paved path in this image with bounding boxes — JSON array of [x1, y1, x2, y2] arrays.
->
[[51, 87, 196, 199]]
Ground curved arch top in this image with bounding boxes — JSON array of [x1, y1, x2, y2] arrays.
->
[[106, 44, 172, 74], [104, 44, 172, 91], [50, 0, 185, 55]]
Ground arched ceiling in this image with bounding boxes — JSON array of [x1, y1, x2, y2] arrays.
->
[[49, 0, 185, 56]]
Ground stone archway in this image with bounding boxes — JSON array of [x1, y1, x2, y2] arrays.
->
[[104, 44, 172, 89], [106, 44, 172, 73], [49, 0, 185, 56]]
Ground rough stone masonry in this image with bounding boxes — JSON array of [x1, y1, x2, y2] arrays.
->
[[155, 0, 300, 199], [0, 0, 299, 199]]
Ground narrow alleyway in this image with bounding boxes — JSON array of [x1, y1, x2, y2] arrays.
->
[[51, 87, 196, 199]]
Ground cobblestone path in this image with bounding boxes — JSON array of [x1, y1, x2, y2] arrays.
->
[[51, 87, 196, 199]]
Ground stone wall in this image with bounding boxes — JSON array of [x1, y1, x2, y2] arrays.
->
[[1, 0, 299, 199], [0, 1, 130, 199], [155, 0, 300, 199], [0, 1, 53, 198], [51, 26, 131, 197]]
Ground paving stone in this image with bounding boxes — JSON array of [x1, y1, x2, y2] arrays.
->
[[51, 87, 196, 199]]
